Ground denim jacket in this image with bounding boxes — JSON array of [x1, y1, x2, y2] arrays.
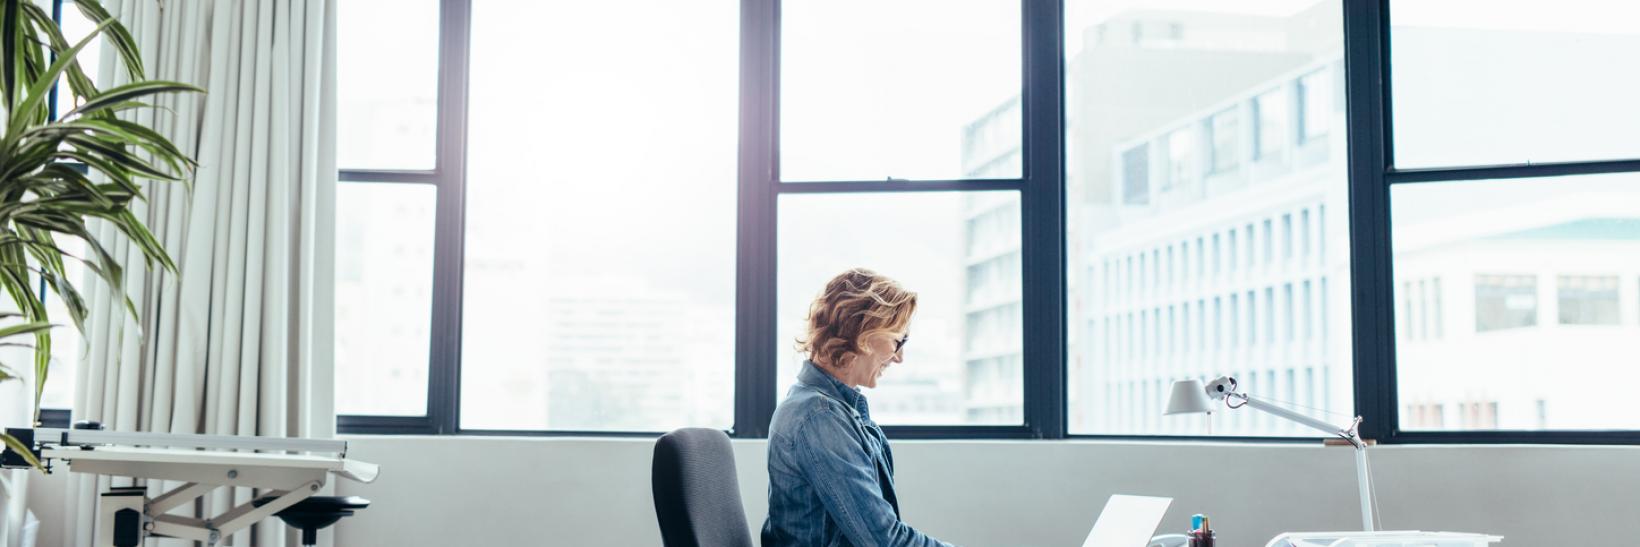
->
[[761, 361, 955, 547]]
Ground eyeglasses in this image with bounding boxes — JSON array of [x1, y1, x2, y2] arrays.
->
[[893, 335, 909, 354]]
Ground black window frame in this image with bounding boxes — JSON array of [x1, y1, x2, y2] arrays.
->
[[733, 0, 1066, 440], [1345, 0, 1640, 445], [335, 0, 470, 435], [292, 0, 1638, 446]]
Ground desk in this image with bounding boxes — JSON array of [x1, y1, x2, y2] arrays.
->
[[11, 428, 378, 547]]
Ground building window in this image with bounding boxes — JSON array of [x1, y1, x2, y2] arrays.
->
[[1166, 128, 1195, 190], [1122, 144, 1150, 205], [1301, 209, 1312, 258], [1243, 224, 1255, 268], [1475, 274, 1538, 332], [1262, 219, 1274, 265], [1209, 108, 1240, 174], [1254, 88, 1287, 161], [1397, 281, 1412, 340], [1297, 69, 1331, 145], [1282, 213, 1293, 260], [1430, 277, 1444, 339], [1557, 275, 1620, 325], [1212, 233, 1222, 274]]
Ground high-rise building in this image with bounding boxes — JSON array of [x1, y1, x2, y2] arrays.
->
[[1076, 55, 1350, 435], [961, 7, 1348, 431], [1394, 210, 1640, 431], [960, 97, 1024, 424], [963, 4, 1640, 434]]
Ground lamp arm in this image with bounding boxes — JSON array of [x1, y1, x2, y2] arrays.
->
[[1232, 394, 1363, 448], [1230, 393, 1375, 531]]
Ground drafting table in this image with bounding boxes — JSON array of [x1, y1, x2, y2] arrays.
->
[[5, 427, 378, 547]]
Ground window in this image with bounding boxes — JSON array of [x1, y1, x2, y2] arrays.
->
[[1473, 275, 1538, 332], [1430, 278, 1444, 338], [336, 0, 740, 433], [1212, 234, 1222, 274], [326, 0, 1640, 444], [458, 1, 739, 432], [1558, 275, 1620, 325], [1390, 175, 1640, 432], [1209, 109, 1240, 174], [1390, 0, 1640, 167], [50, 0, 102, 121], [1297, 69, 1331, 145], [334, 184, 437, 416], [777, 193, 1023, 425], [781, 0, 1020, 182], [333, 0, 447, 428], [337, 0, 439, 170], [1196, 237, 1205, 277], [1254, 88, 1287, 161], [1068, 0, 1350, 436], [1244, 224, 1255, 267], [40, 0, 105, 419], [1165, 128, 1195, 190], [1259, 219, 1272, 266], [1282, 214, 1293, 260], [751, 0, 1049, 437], [1122, 144, 1151, 205]]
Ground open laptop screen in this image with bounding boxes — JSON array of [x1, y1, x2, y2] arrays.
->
[[1082, 495, 1173, 547]]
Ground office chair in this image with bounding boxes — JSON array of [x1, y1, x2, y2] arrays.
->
[[652, 428, 754, 547], [253, 495, 370, 546]]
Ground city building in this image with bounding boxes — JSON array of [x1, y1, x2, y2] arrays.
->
[[962, 6, 1350, 433]]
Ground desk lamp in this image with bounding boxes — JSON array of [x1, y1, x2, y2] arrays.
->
[[1165, 376, 1377, 532]]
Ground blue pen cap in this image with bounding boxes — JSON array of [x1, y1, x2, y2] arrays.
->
[[1191, 514, 1204, 530]]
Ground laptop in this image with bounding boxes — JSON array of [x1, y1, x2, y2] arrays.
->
[[1081, 495, 1174, 547]]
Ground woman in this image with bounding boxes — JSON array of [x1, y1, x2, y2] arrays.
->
[[762, 268, 955, 547]]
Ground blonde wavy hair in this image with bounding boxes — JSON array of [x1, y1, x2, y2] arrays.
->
[[797, 268, 917, 370]]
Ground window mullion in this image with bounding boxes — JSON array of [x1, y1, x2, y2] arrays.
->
[[1019, 0, 1066, 439], [733, 0, 781, 439], [427, 0, 473, 435], [1343, 0, 1397, 442]]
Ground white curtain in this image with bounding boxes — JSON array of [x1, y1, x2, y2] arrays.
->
[[64, 1, 337, 546]]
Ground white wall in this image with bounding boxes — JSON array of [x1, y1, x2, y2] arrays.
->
[[324, 437, 1635, 547]]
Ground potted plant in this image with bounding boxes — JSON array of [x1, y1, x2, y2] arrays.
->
[[0, 0, 199, 469]]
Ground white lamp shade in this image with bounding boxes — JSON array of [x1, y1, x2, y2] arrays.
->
[[1164, 379, 1213, 415]]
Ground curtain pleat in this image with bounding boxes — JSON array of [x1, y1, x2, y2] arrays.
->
[[62, 1, 337, 545]]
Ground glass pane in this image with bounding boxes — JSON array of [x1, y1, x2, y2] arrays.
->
[[1064, 0, 1354, 436], [39, 234, 88, 412], [777, 192, 1023, 425], [1390, 0, 1640, 167], [334, 183, 437, 416], [459, 1, 737, 431], [1392, 174, 1640, 431], [52, 0, 102, 120], [337, 0, 439, 170], [781, 0, 1021, 182]]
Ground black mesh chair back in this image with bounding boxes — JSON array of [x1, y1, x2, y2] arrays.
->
[[651, 428, 754, 547]]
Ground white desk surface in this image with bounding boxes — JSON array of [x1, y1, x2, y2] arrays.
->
[[42, 446, 380, 483], [44, 446, 342, 468]]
